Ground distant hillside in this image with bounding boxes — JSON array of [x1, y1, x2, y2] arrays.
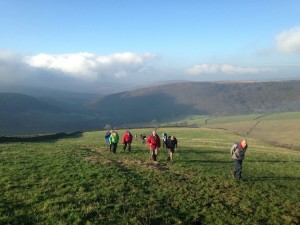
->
[[0, 93, 102, 135], [1, 81, 299, 135], [91, 80, 300, 124], [0, 93, 62, 113]]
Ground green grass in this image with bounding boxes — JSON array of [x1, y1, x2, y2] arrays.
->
[[0, 128, 299, 224], [164, 112, 300, 150]]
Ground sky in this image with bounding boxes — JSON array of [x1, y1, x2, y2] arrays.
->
[[1, 0, 300, 93]]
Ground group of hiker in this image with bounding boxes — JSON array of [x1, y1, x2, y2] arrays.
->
[[104, 130, 178, 162], [104, 130, 133, 153], [104, 129, 248, 181]]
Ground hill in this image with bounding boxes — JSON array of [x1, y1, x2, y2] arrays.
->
[[0, 93, 101, 135], [0, 128, 299, 224], [0, 93, 62, 113], [91, 80, 300, 124], [163, 112, 300, 150], [1, 80, 300, 134]]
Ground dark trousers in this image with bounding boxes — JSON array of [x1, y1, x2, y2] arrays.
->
[[233, 159, 243, 180], [123, 142, 131, 152], [112, 143, 117, 153], [150, 148, 158, 161], [108, 143, 112, 151]]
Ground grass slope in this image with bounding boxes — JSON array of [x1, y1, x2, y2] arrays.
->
[[0, 128, 299, 224], [166, 112, 300, 150]]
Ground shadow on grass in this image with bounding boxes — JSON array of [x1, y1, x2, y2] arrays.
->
[[0, 196, 37, 224], [0, 131, 83, 143], [248, 160, 300, 163], [246, 176, 300, 181], [180, 159, 232, 164], [182, 149, 228, 155]]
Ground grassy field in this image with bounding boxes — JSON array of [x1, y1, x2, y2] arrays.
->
[[165, 112, 300, 150], [0, 128, 299, 224]]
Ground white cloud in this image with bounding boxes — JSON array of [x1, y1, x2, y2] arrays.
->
[[276, 26, 300, 53], [185, 64, 275, 75], [0, 50, 159, 93], [24, 52, 156, 80]]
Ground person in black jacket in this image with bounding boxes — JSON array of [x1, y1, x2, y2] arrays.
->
[[166, 136, 177, 162], [231, 139, 248, 180]]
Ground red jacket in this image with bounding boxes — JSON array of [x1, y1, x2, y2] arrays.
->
[[122, 131, 133, 143], [147, 134, 161, 150]]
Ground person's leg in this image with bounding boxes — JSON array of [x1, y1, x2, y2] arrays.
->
[[123, 142, 127, 151], [154, 148, 158, 161], [237, 160, 243, 179], [113, 143, 117, 153], [128, 142, 131, 152], [150, 149, 155, 160], [234, 160, 243, 180]]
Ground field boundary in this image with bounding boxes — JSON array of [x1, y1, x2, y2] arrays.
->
[[0, 131, 83, 143]]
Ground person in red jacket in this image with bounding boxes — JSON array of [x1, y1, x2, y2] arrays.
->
[[147, 130, 161, 161], [122, 130, 133, 152]]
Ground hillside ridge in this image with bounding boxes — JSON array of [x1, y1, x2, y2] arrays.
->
[[1, 80, 300, 134]]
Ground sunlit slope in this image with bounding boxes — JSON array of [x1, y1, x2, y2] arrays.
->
[[0, 128, 299, 224], [165, 112, 300, 149]]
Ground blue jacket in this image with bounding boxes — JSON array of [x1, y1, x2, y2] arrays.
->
[[105, 131, 111, 143]]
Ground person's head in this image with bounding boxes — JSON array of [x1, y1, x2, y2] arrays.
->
[[152, 131, 156, 136], [240, 139, 247, 148], [171, 136, 174, 140]]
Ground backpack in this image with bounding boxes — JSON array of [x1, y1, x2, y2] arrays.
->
[[105, 132, 111, 139], [231, 142, 239, 155]]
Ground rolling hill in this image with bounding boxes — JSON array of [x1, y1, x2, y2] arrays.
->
[[0, 93, 102, 135], [1, 80, 300, 135], [90, 80, 300, 123]]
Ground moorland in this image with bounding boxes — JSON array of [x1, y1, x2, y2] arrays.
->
[[0, 127, 299, 224]]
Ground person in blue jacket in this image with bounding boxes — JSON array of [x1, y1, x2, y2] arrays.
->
[[105, 130, 112, 151]]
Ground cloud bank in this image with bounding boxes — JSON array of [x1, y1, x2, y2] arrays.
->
[[24, 52, 156, 80], [185, 64, 275, 75], [276, 26, 300, 53], [0, 51, 159, 93]]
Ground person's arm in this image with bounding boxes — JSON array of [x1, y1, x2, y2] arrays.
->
[[231, 144, 237, 155]]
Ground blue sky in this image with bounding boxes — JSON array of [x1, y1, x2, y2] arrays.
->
[[1, 0, 300, 93]]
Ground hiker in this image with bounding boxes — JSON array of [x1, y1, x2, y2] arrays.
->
[[147, 130, 161, 161], [162, 132, 168, 148], [231, 139, 248, 180], [122, 130, 133, 152], [166, 136, 178, 162], [104, 130, 112, 151], [141, 133, 146, 145], [109, 131, 119, 153]]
